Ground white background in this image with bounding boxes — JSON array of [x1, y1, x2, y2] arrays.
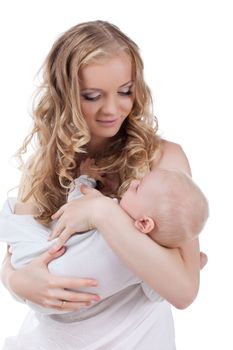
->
[[0, 0, 232, 349]]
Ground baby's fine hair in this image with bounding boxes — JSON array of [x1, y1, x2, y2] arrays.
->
[[150, 168, 209, 248]]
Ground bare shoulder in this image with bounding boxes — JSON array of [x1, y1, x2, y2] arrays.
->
[[153, 139, 192, 175]]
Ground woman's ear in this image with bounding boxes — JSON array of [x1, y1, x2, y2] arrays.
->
[[134, 216, 155, 233]]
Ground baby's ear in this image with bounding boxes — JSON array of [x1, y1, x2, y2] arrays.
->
[[134, 216, 155, 234]]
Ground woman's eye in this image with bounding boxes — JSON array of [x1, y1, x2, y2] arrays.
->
[[119, 90, 133, 96], [82, 95, 100, 101]]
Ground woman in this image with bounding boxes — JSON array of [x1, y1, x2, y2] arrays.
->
[[1, 20, 202, 349]]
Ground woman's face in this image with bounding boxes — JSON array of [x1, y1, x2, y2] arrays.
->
[[79, 54, 134, 151]]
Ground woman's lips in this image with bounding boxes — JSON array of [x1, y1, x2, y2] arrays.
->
[[96, 119, 118, 126]]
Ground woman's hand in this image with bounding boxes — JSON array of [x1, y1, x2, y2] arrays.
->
[[200, 251, 208, 269], [49, 186, 107, 250], [2, 246, 100, 312]]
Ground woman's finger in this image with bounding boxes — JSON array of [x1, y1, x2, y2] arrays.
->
[[49, 300, 92, 312], [34, 246, 66, 265], [200, 251, 208, 270], [51, 205, 66, 220], [49, 228, 74, 253], [51, 275, 98, 290], [52, 289, 101, 303], [48, 242, 64, 254], [49, 221, 67, 240], [55, 228, 75, 247]]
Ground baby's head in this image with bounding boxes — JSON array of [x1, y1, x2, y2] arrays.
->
[[120, 168, 209, 248]]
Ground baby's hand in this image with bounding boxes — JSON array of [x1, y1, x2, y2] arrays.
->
[[48, 186, 103, 252], [80, 158, 105, 182]]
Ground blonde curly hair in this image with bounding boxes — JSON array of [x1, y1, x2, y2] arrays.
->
[[16, 20, 161, 226]]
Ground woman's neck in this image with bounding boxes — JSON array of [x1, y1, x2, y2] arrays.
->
[[87, 138, 108, 157]]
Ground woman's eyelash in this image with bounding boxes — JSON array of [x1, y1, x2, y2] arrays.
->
[[82, 90, 133, 102], [82, 95, 100, 101], [119, 90, 133, 96]]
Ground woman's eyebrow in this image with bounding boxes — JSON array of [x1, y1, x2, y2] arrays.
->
[[119, 80, 134, 88], [80, 81, 134, 93]]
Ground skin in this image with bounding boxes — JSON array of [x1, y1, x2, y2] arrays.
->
[[2, 54, 201, 311], [119, 172, 159, 222], [119, 173, 164, 237], [79, 54, 134, 154]]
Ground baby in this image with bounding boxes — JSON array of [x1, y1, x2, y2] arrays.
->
[[60, 159, 209, 249]]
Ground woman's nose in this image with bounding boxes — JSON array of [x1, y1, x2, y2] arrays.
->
[[101, 95, 119, 115]]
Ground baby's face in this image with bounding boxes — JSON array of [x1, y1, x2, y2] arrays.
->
[[120, 172, 157, 220]]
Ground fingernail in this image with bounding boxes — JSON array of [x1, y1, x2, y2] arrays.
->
[[90, 281, 98, 287], [93, 296, 101, 301]]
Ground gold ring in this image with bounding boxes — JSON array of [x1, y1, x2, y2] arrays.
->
[[61, 300, 66, 308]]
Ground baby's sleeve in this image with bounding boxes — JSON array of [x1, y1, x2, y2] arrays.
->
[[68, 175, 97, 202]]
